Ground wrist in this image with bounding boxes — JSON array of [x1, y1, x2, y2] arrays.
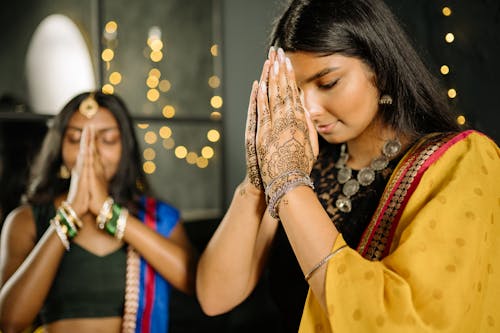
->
[[265, 170, 314, 219], [237, 179, 265, 201], [65, 200, 87, 217]]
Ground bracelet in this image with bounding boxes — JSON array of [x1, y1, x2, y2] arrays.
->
[[50, 218, 70, 251], [305, 245, 348, 281], [97, 197, 114, 230], [56, 208, 79, 239], [115, 207, 129, 240], [61, 201, 83, 229], [267, 175, 314, 219], [104, 203, 122, 236], [264, 170, 310, 203]]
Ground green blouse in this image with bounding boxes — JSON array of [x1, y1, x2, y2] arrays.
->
[[32, 204, 126, 324]]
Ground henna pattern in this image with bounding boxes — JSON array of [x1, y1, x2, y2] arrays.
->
[[245, 82, 263, 189], [255, 54, 315, 218]]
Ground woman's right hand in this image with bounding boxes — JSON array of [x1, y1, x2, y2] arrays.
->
[[66, 126, 91, 217], [245, 55, 273, 191]]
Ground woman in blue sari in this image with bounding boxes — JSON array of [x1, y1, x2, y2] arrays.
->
[[0, 91, 195, 333]]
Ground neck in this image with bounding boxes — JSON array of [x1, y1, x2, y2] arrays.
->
[[345, 124, 400, 169]]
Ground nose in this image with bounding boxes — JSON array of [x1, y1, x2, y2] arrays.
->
[[301, 90, 323, 122]]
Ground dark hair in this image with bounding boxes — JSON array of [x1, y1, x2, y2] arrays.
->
[[26, 91, 149, 209], [270, 0, 460, 139]]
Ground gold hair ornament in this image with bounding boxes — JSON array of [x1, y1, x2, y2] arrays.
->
[[79, 94, 99, 119]]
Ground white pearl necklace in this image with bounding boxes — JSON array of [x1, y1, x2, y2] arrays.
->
[[335, 139, 402, 213]]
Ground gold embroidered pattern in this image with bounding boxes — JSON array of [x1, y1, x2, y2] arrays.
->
[[358, 133, 456, 260]]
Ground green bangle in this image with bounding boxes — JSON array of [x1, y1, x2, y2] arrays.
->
[[104, 203, 122, 236], [57, 209, 78, 239]]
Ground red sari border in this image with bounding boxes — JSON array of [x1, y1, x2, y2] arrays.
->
[[140, 198, 158, 332], [357, 130, 476, 260]]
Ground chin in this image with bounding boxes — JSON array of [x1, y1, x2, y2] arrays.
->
[[321, 134, 345, 145]]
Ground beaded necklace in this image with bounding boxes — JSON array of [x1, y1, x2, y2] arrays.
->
[[335, 139, 402, 213]]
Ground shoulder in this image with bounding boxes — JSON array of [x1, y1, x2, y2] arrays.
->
[[407, 130, 498, 164], [413, 130, 499, 190], [438, 130, 498, 163], [1, 205, 36, 247]]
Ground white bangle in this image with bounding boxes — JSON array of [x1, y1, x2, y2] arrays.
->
[[115, 207, 129, 240], [97, 197, 114, 230], [50, 218, 70, 251]]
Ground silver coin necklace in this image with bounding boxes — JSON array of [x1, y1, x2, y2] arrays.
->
[[335, 139, 402, 213]]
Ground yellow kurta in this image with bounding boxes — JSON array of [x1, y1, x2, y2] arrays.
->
[[300, 131, 500, 332]]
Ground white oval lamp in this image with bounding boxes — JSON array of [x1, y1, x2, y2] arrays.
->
[[25, 14, 96, 115]]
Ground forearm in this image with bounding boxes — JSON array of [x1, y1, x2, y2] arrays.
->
[[196, 182, 270, 315], [278, 185, 339, 310], [123, 217, 195, 294], [0, 228, 65, 331]]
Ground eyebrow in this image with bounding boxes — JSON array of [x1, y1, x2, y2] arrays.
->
[[66, 126, 119, 134], [301, 66, 340, 85]]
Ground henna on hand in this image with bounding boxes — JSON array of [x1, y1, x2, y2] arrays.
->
[[256, 48, 315, 218], [245, 80, 262, 190]]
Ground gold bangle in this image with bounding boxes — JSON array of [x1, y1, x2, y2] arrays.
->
[[115, 207, 129, 240], [61, 201, 83, 229], [305, 245, 348, 281]]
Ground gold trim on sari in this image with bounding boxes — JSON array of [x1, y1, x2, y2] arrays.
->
[[357, 131, 472, 260]]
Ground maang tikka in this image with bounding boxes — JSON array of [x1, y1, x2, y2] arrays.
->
[[79, 93, 99, 119]]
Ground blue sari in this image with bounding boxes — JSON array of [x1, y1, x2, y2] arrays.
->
[[122, 196, 179, 333]]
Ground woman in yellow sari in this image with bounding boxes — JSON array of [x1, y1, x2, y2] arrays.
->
[[197, 0, 500, 332]]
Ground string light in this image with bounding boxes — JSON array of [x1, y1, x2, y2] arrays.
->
[[207, 129, 221, 142], [101, 21, 221, 171], [159, 126, 172, 139], [101, 48, 114, 62], [175, 146, 188, 159], [210, 96, 223, 109], [101, 21, 120, 94], [109, 72, 122, 85], [102, 84, 114, 94], [143, 148, 156, 160], [445, 32, 455, 43], [162, 105, 175, 118], [439, 4, 465, 126], [144, 131, 158, 144], [447, 88, 457, 99], [143, 161, 156, 174]]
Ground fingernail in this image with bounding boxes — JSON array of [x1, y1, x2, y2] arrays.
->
[[278, 48, 285, 62], [285, 57, 292, 71], [274, 60, 279, 75], [268, 46, 275, 59], [261, 81, 267, 93]]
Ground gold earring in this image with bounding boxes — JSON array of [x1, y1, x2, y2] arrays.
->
[[59, 165, 70, 179], [379, 94, 393, 105]]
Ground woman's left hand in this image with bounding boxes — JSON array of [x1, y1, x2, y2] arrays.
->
[[255, 49, 317, 191], [87, 126, 111, 216]]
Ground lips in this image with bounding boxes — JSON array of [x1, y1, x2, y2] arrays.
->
[[316, 121, 338, 134]]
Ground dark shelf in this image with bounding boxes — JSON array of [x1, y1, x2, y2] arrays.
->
[[0, 112, 51, 123], [0, 112, 222, 124]]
